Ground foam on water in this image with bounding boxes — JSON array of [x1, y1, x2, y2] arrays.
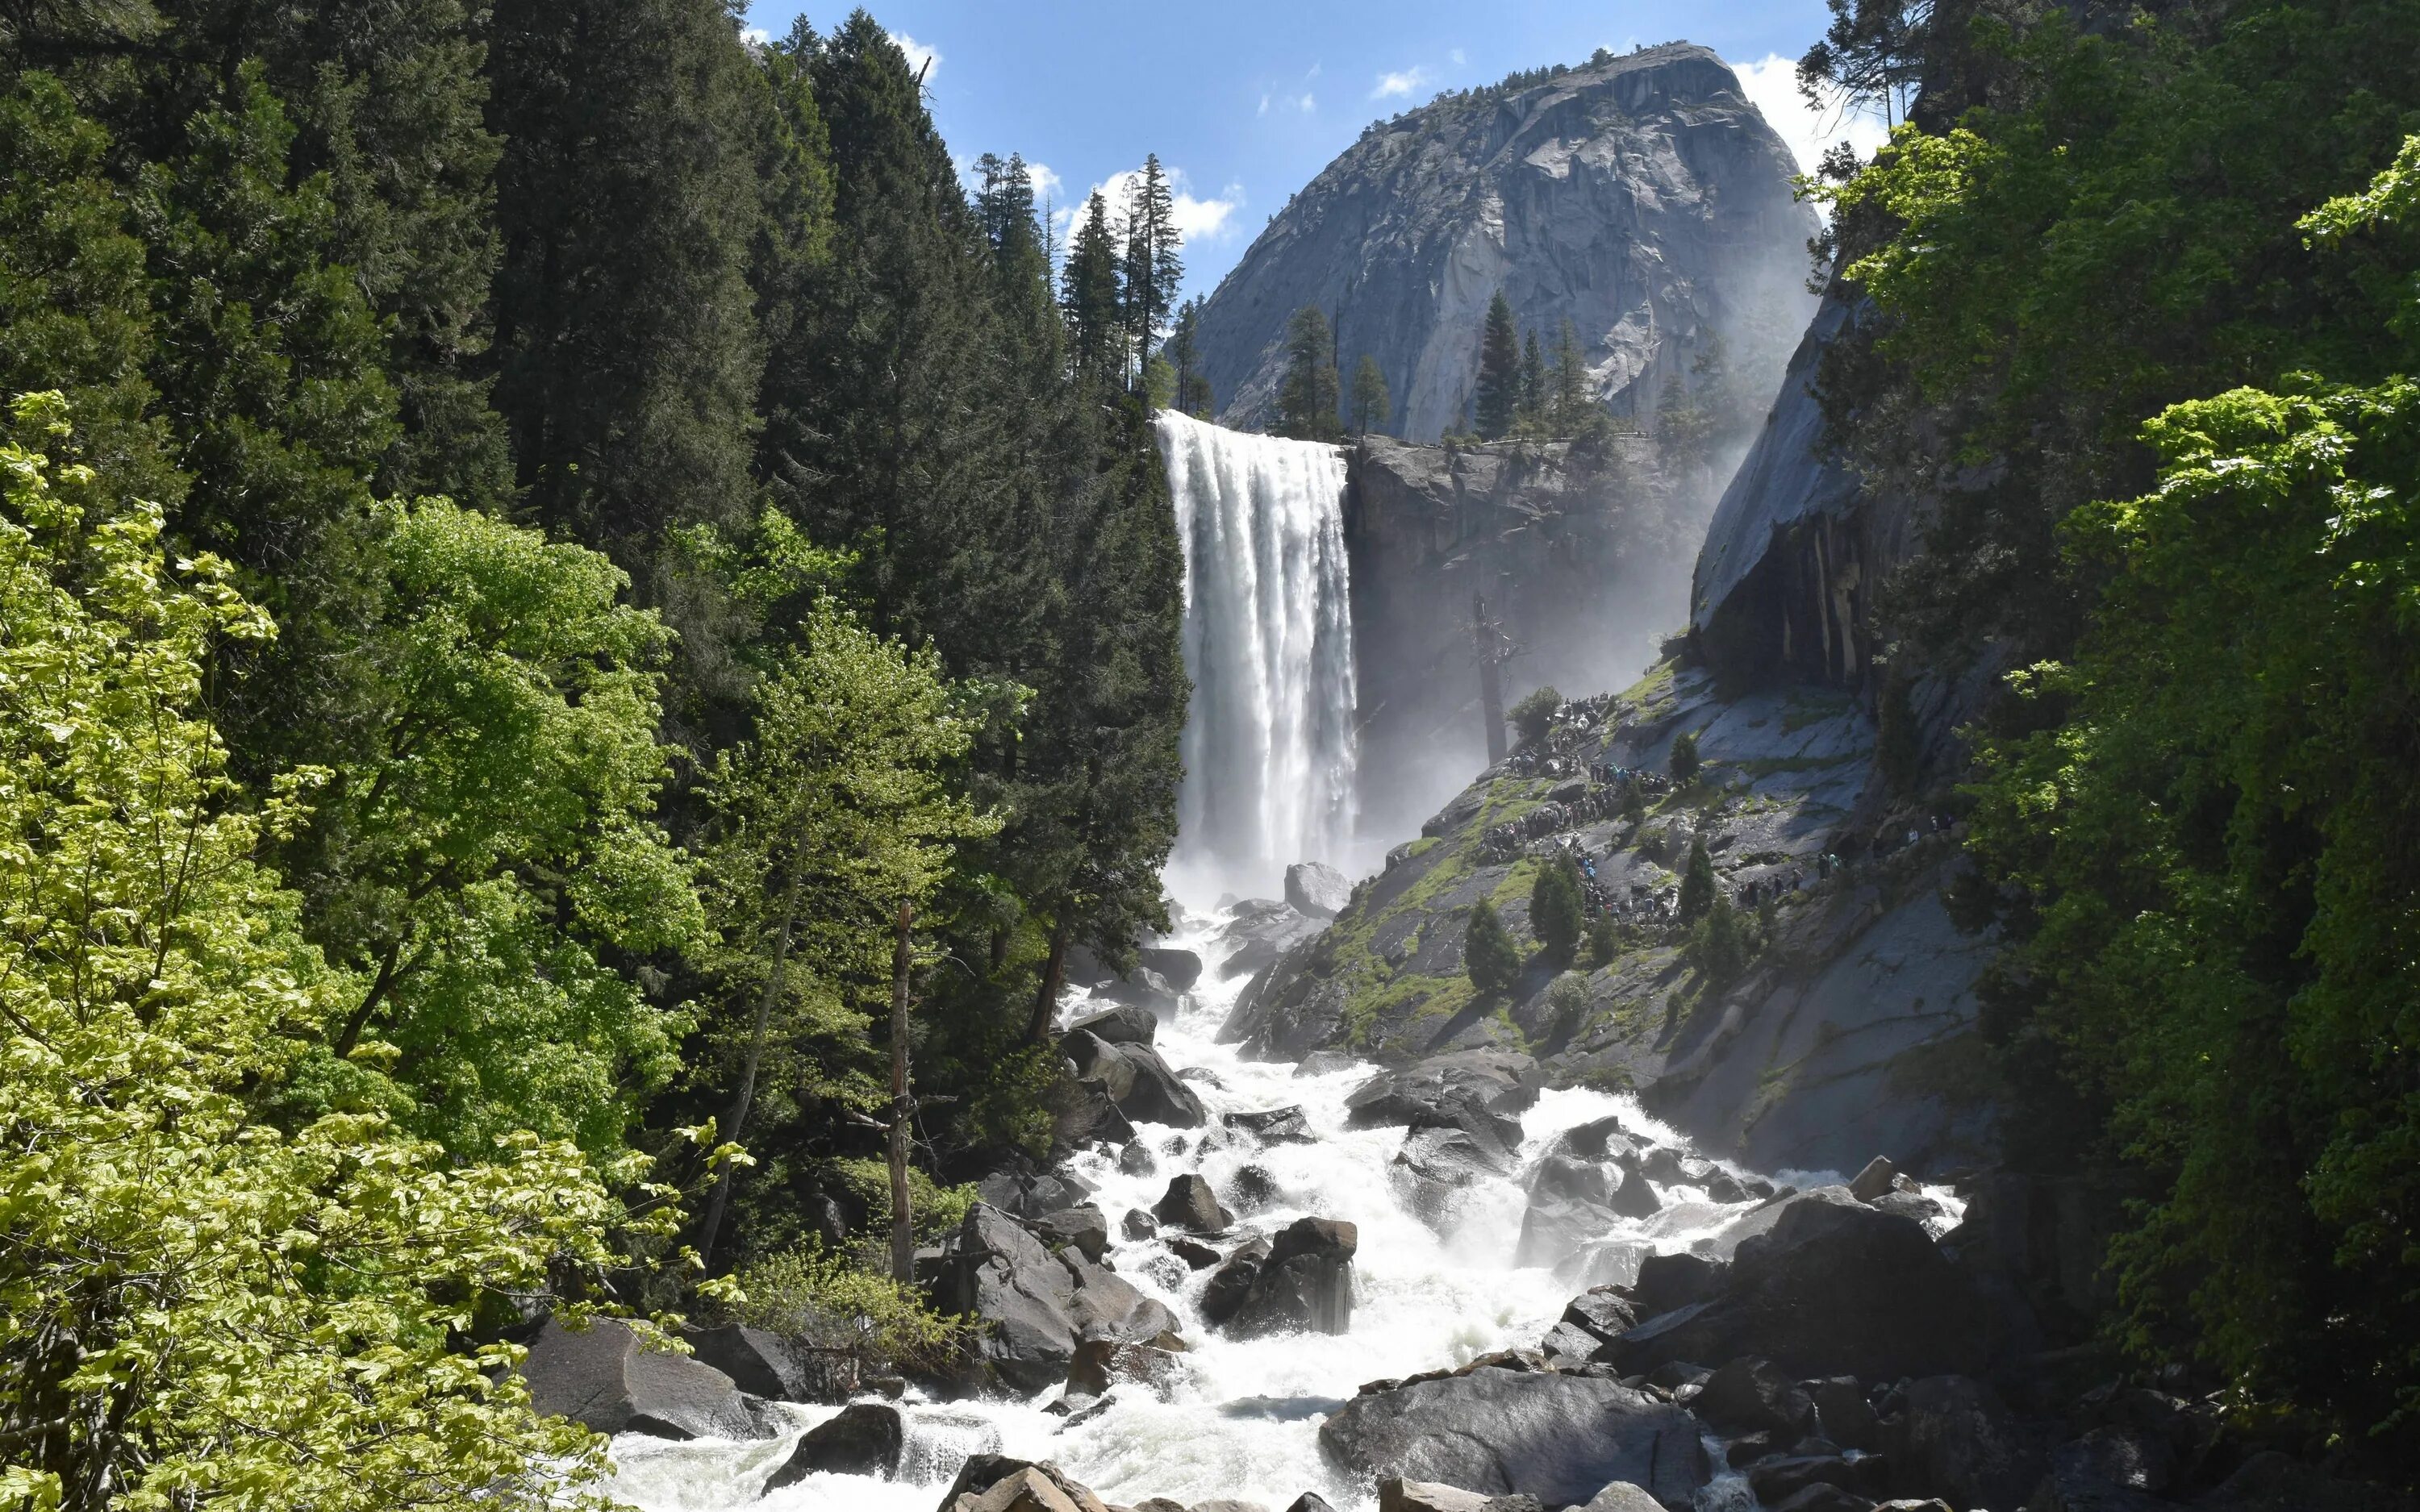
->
[[603, 906, 1842, 1512]]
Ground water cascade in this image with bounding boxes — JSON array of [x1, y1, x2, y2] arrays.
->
[[1154, 410, 1359, 896]]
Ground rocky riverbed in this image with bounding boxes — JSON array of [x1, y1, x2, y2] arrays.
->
[[557, 901, 2408, 1512]]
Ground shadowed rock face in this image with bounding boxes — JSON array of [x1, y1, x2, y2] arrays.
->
[[1194, 44, 1814, 444]]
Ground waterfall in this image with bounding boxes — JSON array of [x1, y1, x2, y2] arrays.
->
[[1153, 410, 1358, 896]]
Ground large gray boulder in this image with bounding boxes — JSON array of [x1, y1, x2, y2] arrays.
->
[[1066, 1003, 1157, 1047], [1136, 947, 1204, 991], [519, 1318, 760, 1440], [1062, 1028, 1207, 1128], [1608, 1191, 1988, 1381], [1882, 1374, 2044, 1511], [680, 1322, 812, 1402], [931, 1205, 1178, 1393], [1391, 1125, 1514, 1228], [762, 1402, 902, 1487], [1318, 1368, 1707, 1508], [1285, 861, 1353, 918], [1345, 1049, 1535, 1152], [1215, 1217, 1358, 1337]]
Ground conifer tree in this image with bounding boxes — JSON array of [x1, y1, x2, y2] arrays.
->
[[1276, 304, 1341, 441], [1475, 289, 1521, 439], [1464, 898, 1523, 997], [1679, 835, 1717, 924], [1531, 853, 1586, 963], [1168, 296, 1212, 414], [1121, 153, 1183, 389], [1062, 190, 1127, 385], [1519, 328, 1546, 429], [1551, 317, 1589, 434], [1350, 354, 1391, 434]]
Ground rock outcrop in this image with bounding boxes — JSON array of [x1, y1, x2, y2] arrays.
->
[[1194, 45, 1812, 443], [931, 1205, 1181, 1393], [517, 1318, 761, 1440]]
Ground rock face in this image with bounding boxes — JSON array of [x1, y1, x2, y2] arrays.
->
[[1195, 45, 1812, 444], [1319, 1368, 1708, 1507], [518, 1318, 759, 1440]]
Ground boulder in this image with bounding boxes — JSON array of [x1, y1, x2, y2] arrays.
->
[[1218, 1217, 1357, 1336], [1198, 1236, 1274, 1328], [1551, 1116, 1646, 1168], [1096, 968, 1183, 1018], [1528, 1153, 1615, 1207], [1120, 1208, 1158, 1242], [1031, 1206, 1111, 1263], [1229, 1165, 1283, 1213], [1514, 1198, 1620, 1270], [1553, 1237, 1651, 1292], [1064, 1337, 1184, 1402], [1345, 1051, 1538, 1147], [1216, 900, 1323, 982], [1747, 1456, 1873, 1505], [1884, 1374, 2042, 1512], [1136, 947, 1204, 991], [763, 1402, 903, 1487], [1283, 1497, 1339, 1512], [931, 1205, 1175, 1393], [518, 1318, 759, 1440], [1539, 1319, 1606, 1367], [1067, 1004, 1158, 1047], [1809, 1377, 1880, 1452], [1055, 1077, 1138, 1152], [1605, 1193, 1988, 1381], [1579, 1486, 1665, 1512], [1872, 1189, 1947, 1227], [1318, 1368, 1708, 1508], [1561, 1286, 1642, 1343], [1286, 860, 1353, 918], [1168, 1235, 1222, 1269], [1693, 1356, 1814, 1439], [1063, 1030, 1207, 1128], [1849, 1156, 1899, 1203], [680, 1322, 812, 1402], [1392, 1124, 1517, 1227], [1225, 1106, 1316, 1145], [942, 1460, 1112, 1512], [1377, 1481, 1489, 1512], [1120, 1141, 1156, 1177], [974, 1167, 1096, 1221], [1296, 1050, 1357, 1077], [1630, 1250, 1727, 1317], [1154, 1175, 1231, 1233]]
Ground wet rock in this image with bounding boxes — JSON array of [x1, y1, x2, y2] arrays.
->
[[1215, 900, 1323, 983], [1283, 1495, 1339, 1512], [1514, 1197, 1621, 1270], [1540, 1319, 1606, 1367], [1630, 1250, 1727, 1316], [1848, 1156, 1899, 1203], [932, 1206, 1175, 1393], [1063, 1030, 1207, 1128], [1550, 1115, 1647, 1169], [1066, 1003, 1158, 1048], [1296, 1050, 1356, 1077], [1120, 1142, 1156, 1177], [1064, 1338, 1184, 1402], [1120, 1207, 1157, 1241], [1320, 1369, 1707, 1508], [1225, 1106, 1316, 1145], [1167, 1236, 1221, 1270], [1747, 1455, 1871, 1505], [1809, 1377, 1879, 1452], [1606, 1193, 1988, 1381], [518, 1318, 761, 1440], [1562, 1286, 1642, 1343], [975, 1167, 1096, 1221], [1345, 1051, 1538, 1149], [1154, 1175, 1231, 1234], [1377, 1481, 1490, 1512], [940, 1455, 1113, 1512], [1219, 1217, 1358, 1336], [763, 1402, 903, 1487], [679, 1323, 812, 1402], [1097, 968, 1183, 1018], [1286, 861, 1353, 918], [1529, 1153, 1615, 1206], [1229, 1165, 1283, 1213], [1199, 1236, 1275, 1328], [1578, 1485, 1665, 1512], [1391, 1123, 1519, 1227], [1883, 1374, 2042, 1512], [1136, 947, 1204, 992], [1055, 1077, 1138, 1153], [1693, 1356, 1814, 1439], [1031, 1206, 1110, 1263], [1871, 1189, 1946, 1226]]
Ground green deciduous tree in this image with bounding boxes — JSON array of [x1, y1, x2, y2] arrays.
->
[[0, 395, 653, 1512], [1463, 897, 1522, 997]]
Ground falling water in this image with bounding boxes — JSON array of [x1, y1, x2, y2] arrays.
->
[[1154, 410, 1358, 897]]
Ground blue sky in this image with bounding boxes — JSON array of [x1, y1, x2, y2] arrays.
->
[[743, 2, 1887, 305]]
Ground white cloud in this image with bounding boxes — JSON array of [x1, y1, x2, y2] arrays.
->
[[1371, 65, 1431, 100], [1258, 93, 1271, 117], [1296, 92, 1316, 113], [1025, 161, 1065, 203], [1075, 165, 1248, 249], [1729, 53, 1890, 179], [741, 25, 770, 45], [1449, 47, 1467, 66], [888, 29, 940, 81]]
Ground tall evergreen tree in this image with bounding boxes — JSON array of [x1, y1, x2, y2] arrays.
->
[[1168, 295, 1212, 414], [1474, 289, 1520, 439], [1062, 189, 1125, 385], [1120, 153, 1182, 389], [1350, 353, 1391, 434], [1275, 304, 1341, 441], [1519, 327, 1546, 429], [486, 0, 770, 565], [1551, 317, 1589, 434]]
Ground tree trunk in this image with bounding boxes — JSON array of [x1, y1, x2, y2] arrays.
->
[[888, 902, 917, 1285], [697, 881, 798, 1274], [1029, 918, 1070, 1043]]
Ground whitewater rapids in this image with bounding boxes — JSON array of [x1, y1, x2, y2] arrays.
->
[[596, 898, 1917, 1512]]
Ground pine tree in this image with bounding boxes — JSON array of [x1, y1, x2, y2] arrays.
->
[[1464, 898, 1523, 997], [1475, 289, 1521, 439], [1679, 836, 1717, 924], [1350, 353, 1391, 434], [1519, 328, 1546, 430], [1276, 304, 1341, 441], [1062, 190, 1127, 385], [1551, 317, 1589, 434], [1120, 153, 1182, 389], [1531, 854, 1586, 963], [1168, 296, 1212, 414], [1671, 728, 1703, 784]]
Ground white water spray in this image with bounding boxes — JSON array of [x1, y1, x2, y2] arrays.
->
[[1154, 410, 1358, 897]]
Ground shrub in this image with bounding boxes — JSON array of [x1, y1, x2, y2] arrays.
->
[[1463, 898, 1522, 997], [1546, 971, 1593, 1043], [1530, 853, 1585, 962], [723, 1243, 973, 1378], [1508, 685, 1563, 748], [1689, 893, 1752, 987]]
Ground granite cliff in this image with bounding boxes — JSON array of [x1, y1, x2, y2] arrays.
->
[[1193, 44, 1817, 442]]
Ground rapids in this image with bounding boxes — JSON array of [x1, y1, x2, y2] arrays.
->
[[599, 902, 1912, 1512]]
